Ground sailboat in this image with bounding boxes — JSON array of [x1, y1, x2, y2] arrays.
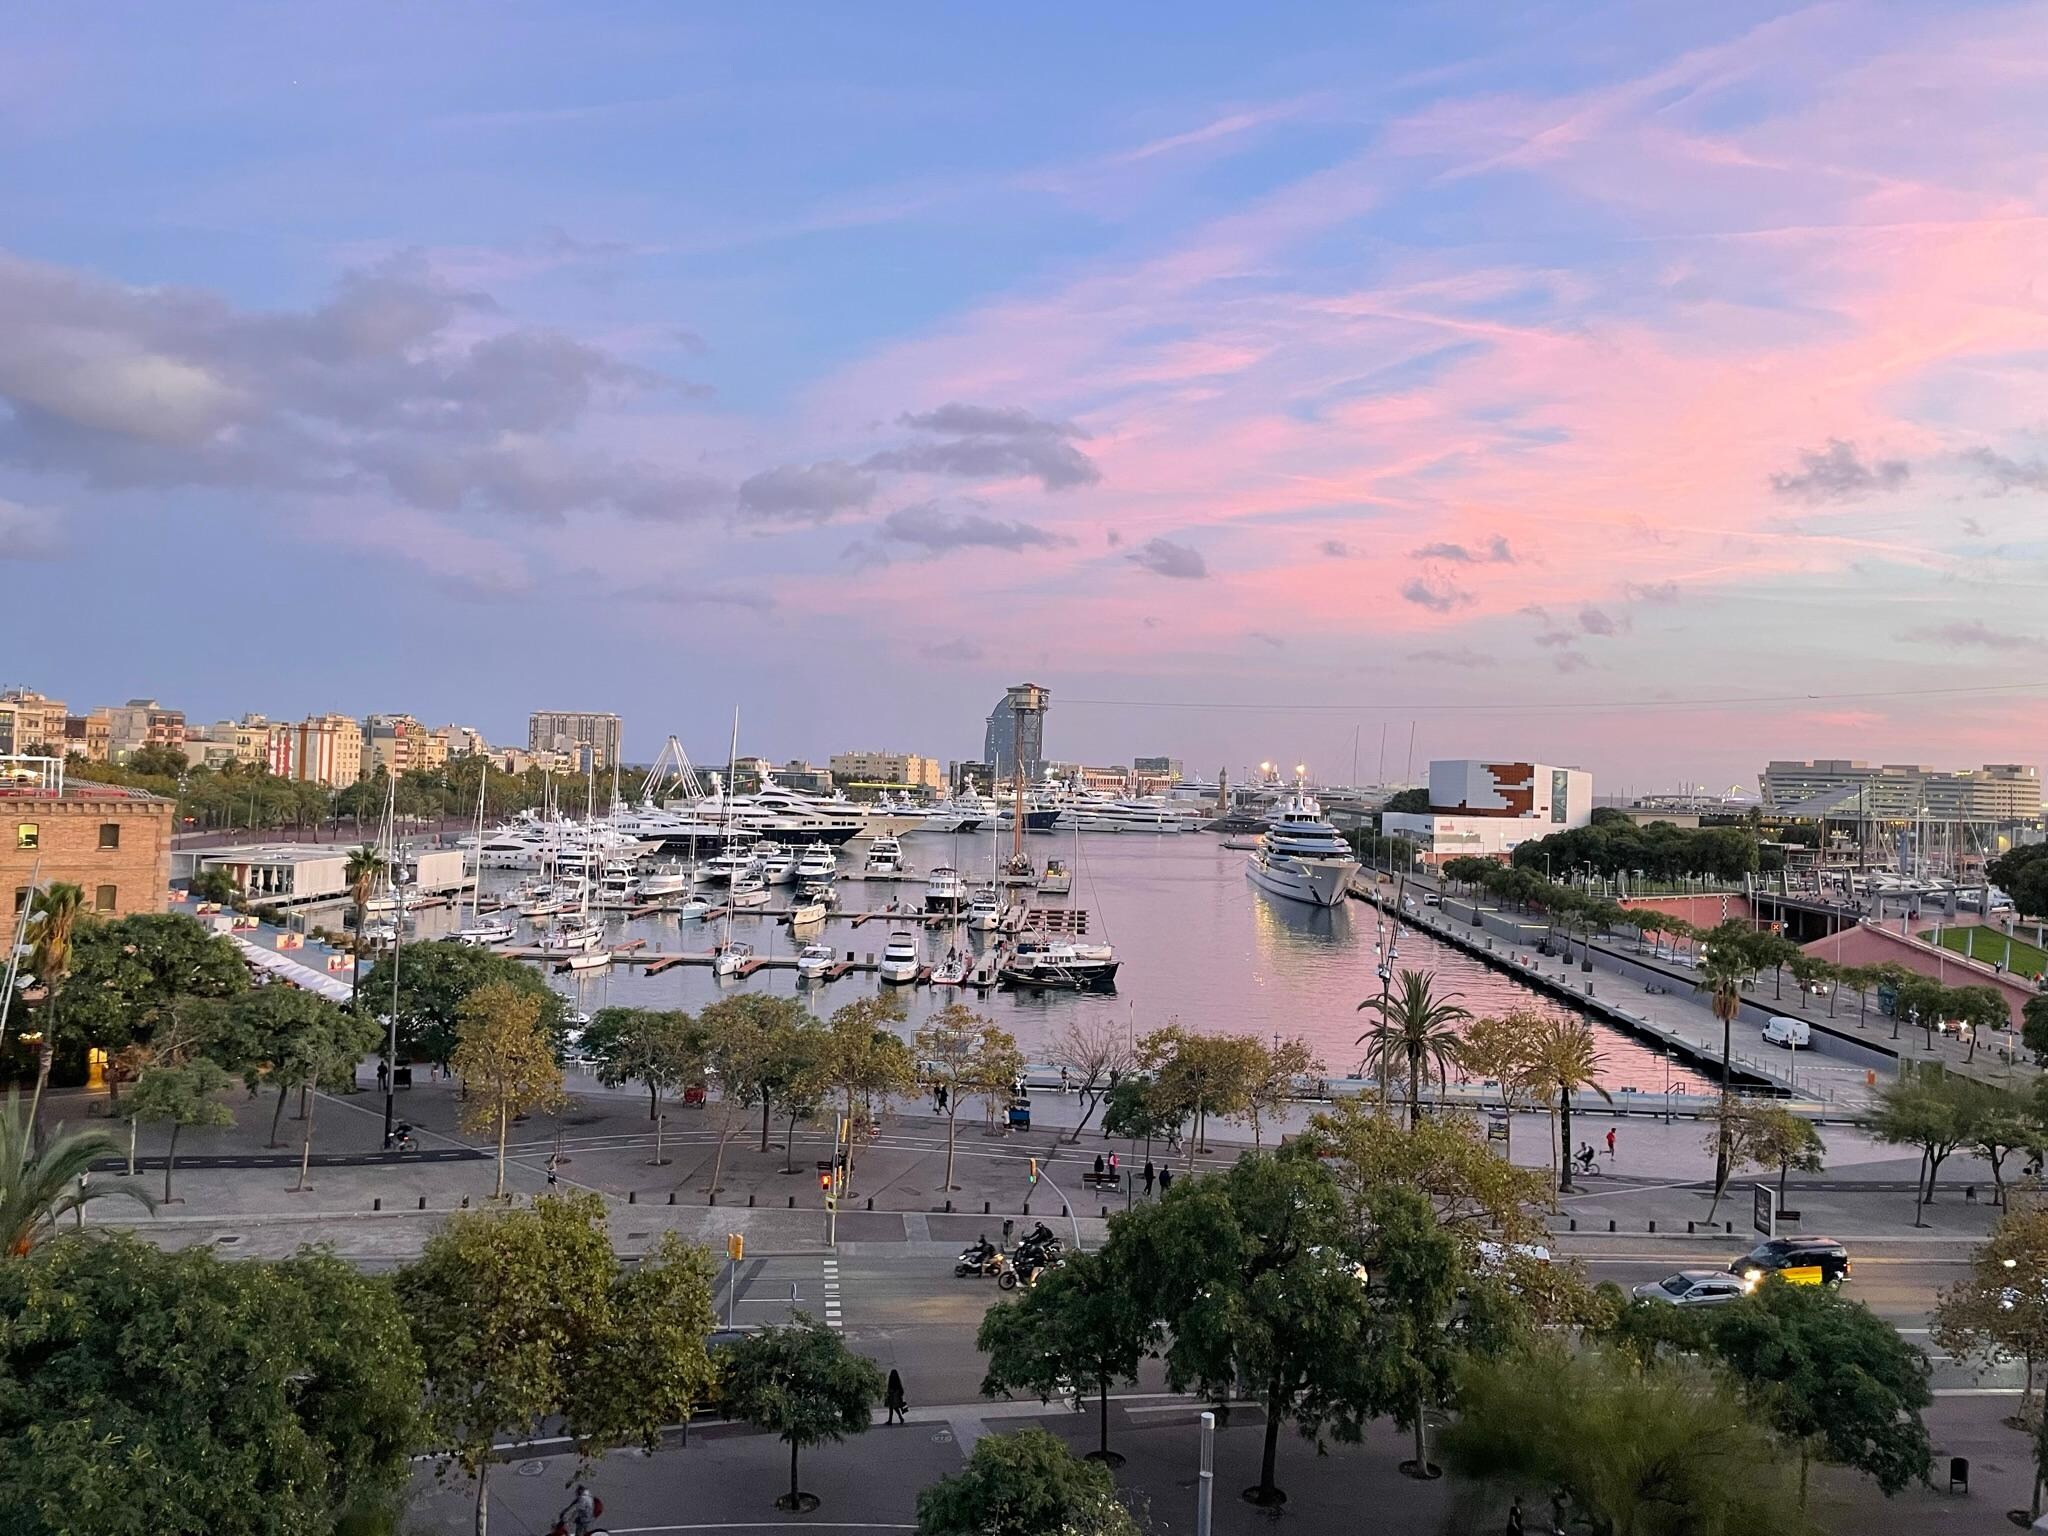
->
[[1001, 763, 1036, 886], [456, 764, 517, 946], [712, 711, 755, 980]]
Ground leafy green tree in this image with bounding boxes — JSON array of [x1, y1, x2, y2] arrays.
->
[[1116, 1153, 1382, 1504], [717, 1314, 885, 1510], [1100, 1071, 1182, 1154], [452, 982, 567, 1199], [1704, 1099, 1827, 1223], [1137, 1024, 1263, 1161], [1964, 1079, 2037, 1207], [188, 866, 239, 904], [0, 1234, 422, 1536], [1382, 787, 1430, 815], [1365, 1184, 1463, 1478], [1440, 1343, 1807, 1536], [1453, 1008, 1548, 1159], [917, 1428, 1139, 1536], [21, 881, 86, 1138], [2025, 994, 2048, 1063], [1868, 1069, 1975, 1223], [1709, 1280, 1931, 1506], [582, 1006, 704, 1166], [917, 1003, 1024, 1190], [1990, 845, 2048, 921], [820, 993, 917, 1191], [1532, 1015, 1610, 1193], [1297, 1097, 1553, 1246], [211, 984, 374, 1147], [1951, 982, 2012, 1065], [1356, 969, 1471, 1130], [1934, 1204, 2048, 1416], [62, 912, 248, 1095], [979, 1247, 1154, 1464], [122, 1059, 235, 1204], [1240, 1035, 1322, 1150], [359, 940, 567, 1069], [1599, 1291, 1715, 1368], [400, 1194, 716, 1535], [0, 1088, 154, 1253]]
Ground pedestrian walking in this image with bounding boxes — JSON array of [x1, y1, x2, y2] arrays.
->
[[1107, 1151, 1118, 1177], [1142, 1160, 1155, 1197], [1604, 1127, 1616, 1159], [885, 1369, 909, 1425], [1506, 1498, 1524, 1536], [1002, 1217, 1015, 1245], [376, 1060, 389, 1094], [546, 1152, 559, 1188], [1158, 1167, 1172, 1195], [1060, 1066, 1070, 1094]]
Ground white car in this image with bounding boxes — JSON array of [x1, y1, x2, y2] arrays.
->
[[1633, 1270, 1748, 1308]]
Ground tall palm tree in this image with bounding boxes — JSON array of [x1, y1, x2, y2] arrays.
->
[[1356, 969, 1471, 1130], [0, 1087, 154, 1254], [22, 882, 86, 1147], [343, 843, 387, 1017], [1695, 940, 1755, 1201], [1535, 1015, 1611, 1193]]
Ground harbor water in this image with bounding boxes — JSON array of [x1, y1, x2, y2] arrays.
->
[[411, 834, 1713, 1094]]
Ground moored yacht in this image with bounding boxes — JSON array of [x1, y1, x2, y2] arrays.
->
[[998, 935, 1119, 991], [864, 836, 905, 874], [1036, 858, 1072, 895], [794, 845, 838, 885], [924, 864, 965, 911], [965, 886, 1003, 932], [456, 916, 519, 947], [1244, 779, 1358, 908], [877, 931, 921, 983], [795, 943, 835, 980]]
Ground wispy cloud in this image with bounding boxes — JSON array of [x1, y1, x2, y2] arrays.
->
[[920, 637, 985, 662], [877, 502, 1073, 553], [1958, 446, 2048, 494], [738, 460, 876, 519], [1900, 620, 2037, 651], [1407, 646, 1495, 668], [1411, 534, 1514, 564], [1768, 439, 1909, 503], [1401, 575, 1473, 612], [1126, 538, 1207, 579]]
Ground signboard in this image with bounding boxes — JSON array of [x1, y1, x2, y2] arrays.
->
[[1752, 1184, 1777, 1239]]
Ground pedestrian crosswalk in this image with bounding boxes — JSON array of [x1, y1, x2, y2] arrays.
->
[[822, 1256, 842, 1330]]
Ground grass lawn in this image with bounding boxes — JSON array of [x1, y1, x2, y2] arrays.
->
[[1920, 924, 2048, 976]]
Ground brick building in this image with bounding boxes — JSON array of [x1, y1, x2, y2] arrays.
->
[[3, 759, 173, 918]]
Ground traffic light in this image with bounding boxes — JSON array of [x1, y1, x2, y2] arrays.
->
[[1028, 1158, 1039, 1186], [818, 1167, 832, 1192], [726, 1233, 744, 1262]]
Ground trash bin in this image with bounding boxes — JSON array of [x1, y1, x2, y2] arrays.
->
[[1949, 1456, 1967, 1494], [1007, 1103, 1032, 1131], [392, 1065, 413, 1089]]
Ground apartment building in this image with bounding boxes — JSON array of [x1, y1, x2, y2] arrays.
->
[[267, 714, 364, 789], [363, 715, 446, 777], [103, 700, 187, 762], [828, 750, 943, 790], [0, 690, 67, 755], [528, 710, 622, 771], [1761, 760, 2042, 823]]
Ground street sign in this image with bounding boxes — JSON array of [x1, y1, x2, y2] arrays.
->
[[1752, 1184, 1777, 1239]]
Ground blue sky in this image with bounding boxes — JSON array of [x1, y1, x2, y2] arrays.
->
[[4, 2, 2045, 788]]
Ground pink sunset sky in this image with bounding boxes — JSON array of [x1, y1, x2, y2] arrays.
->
[[1, 2, 2044, 786]]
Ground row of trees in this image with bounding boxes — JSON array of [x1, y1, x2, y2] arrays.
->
[[976, 1104, 1929, 1520], [1505, 814, 1764, 881]]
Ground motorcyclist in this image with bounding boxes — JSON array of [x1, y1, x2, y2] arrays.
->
[[966, 1233, 997, 1269]]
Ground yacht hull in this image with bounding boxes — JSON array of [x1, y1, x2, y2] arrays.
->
[[1245, 854, 1354, 908]]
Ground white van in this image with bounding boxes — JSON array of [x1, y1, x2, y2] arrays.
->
[[1761, 1016, 1810, 1048]]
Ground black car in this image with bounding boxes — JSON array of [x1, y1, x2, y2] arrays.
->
[[1731, 1237, 1851, 1289]]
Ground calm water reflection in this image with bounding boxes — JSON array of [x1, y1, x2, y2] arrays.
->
[[412, 834, 1708, 1092]]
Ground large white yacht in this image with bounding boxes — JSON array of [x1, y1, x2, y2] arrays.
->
[[915, 784, 998, 834], [924, 864, 965, 911], [677, 773, 863, 846], [1244, 780, 1358, 908]]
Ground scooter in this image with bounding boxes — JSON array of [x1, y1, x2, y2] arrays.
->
[[955, 1246, 1011, 1280]]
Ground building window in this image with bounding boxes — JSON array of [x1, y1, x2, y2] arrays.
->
[[94, 884, 117, 913], [11, 888, 26, 914], [14, 823, 36, 850], [99, 822, 121, 850]]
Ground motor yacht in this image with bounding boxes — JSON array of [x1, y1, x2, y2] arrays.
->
[[728, 875, 771, 909], [1037, 859, 1072, 895], [701, 845, 761, 886], [795, 943, 835, 980], [593, 863, 641, 909], [795, 846, 838, 885], [759, 846, 797, 886], [864, 835, 906, 874], [998, 936, 1119, 991], [856, 792, 927, 840], [877, 931, 921, 983], [676, 895, 712, 921], [924, 864, 965, 911], [965, 886, 1003, 932], [789, 893, 828, 927], [637, 861, 694, 898], [914, 785, 996, 835], [1244, 779, 1358, 908]]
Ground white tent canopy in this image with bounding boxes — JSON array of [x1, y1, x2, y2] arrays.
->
[[231, 933, 354, 1005]]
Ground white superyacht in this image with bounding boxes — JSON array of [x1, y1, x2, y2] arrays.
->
[[1244, 778, 1358, 908]]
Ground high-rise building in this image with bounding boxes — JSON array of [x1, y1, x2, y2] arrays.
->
[[528, 710, 623, 772], [269, 714, 364, 789], [828, 751, 944, 790], [1760, 761, 2041, 822], [0, 689, 67, 755], [982, 683, 1049, 782], [103, 700, 186, 762], [1133, 756, 1184, 782]]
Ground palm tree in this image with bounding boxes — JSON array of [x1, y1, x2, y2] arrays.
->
[[1695, 940, 1756, 1201], [1535, 1015, 1610, 1193], [0, 1088, 154, 1254], [1356, 969, 1471, 1129], [343, 843, 387, 1017], [22, 882, 86, 1146]]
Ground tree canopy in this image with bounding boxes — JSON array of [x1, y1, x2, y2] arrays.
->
[[0, 1235, 422, 1536], [717, 1314, 884, 1509], [916, 1428, 1139, 1536], [358, 941, 567, 1067]]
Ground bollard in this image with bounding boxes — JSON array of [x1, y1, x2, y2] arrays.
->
[[461, 1196, 470, 1209], [1607, 1219, 1615, 1232], [945, 1199, 953, 1213], [1061, 1203, 1069, 1218], [628, 1190, 637, 1204], [787, 1195, 794, 1208], [1568, 1218, 1576, 1231], [1648, 1220, 1656, 1233], [708, 1192, 716, 1207], [1101, 1205, 1109, 1218], [418, 1196, 427, 1210], [1688, 1220, 1696, 1234], [866, 1197, 874, 1211], [748, 1194, 755, 1207], [1724, 1221, 1733, 1234], [373, 1197, 381, 1211], [668, 1191, 676, 1205], [984, 1201, 991, 1215], [1023, 1201, 1031, 1216]]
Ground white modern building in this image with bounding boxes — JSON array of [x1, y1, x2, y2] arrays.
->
[[1382, 759, 1593, 864]]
